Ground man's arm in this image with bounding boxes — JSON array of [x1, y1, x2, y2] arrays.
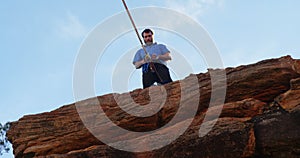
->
[[133, 59, 146, 69], [134, 52, 171, 68], [152, 52, 171, 61]]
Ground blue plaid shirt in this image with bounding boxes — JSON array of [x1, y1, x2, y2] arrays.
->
[[132, 42, 170, 73]]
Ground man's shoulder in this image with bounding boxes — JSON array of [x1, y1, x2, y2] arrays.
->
[[136, 48, 144, 53], [155, 43, 167, 47]]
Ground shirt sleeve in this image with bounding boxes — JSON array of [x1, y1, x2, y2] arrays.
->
[[159, 44, 170, 55], [133, 49, 143, 64]]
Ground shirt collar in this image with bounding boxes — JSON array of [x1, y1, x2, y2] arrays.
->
[[144, 42, 157, 47]]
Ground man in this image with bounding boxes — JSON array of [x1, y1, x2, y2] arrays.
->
[[133, 28, 173, 89]]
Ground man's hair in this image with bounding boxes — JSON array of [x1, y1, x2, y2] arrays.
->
[[141, 28, 153, 38]]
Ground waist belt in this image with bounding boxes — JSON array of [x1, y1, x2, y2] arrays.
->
[[142, 63, 156, 73]]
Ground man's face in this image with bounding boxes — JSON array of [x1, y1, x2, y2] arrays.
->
[[143, 32, 153, 45]]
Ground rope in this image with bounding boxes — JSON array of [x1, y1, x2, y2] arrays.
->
[[121, 0, 164, 83]]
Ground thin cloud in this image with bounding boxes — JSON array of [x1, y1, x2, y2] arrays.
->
[[164, 0, 224, 19], [57, 12, 88, 40]]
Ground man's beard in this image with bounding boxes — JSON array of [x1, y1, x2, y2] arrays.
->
[[144, 39, 153, 45]]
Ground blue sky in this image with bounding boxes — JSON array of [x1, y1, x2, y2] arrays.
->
[[1, 0, 300, 157]]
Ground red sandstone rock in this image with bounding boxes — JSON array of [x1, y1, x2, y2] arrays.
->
[[275, 77, 300, 112], [7, 55, 300, 158]]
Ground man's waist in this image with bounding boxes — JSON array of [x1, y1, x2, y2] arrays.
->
[[142, 62, 166, 73]]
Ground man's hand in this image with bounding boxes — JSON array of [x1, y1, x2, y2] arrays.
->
[[144, 54, 151, 63], [151, 54, 160, 62]]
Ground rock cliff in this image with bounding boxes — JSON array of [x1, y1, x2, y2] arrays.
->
[[7, 55, 300, 158]]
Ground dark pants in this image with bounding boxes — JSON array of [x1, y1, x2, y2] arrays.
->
[[142, 63, 172, 89]]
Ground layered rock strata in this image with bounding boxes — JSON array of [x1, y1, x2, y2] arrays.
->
[[7, 55, 300, 158]]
